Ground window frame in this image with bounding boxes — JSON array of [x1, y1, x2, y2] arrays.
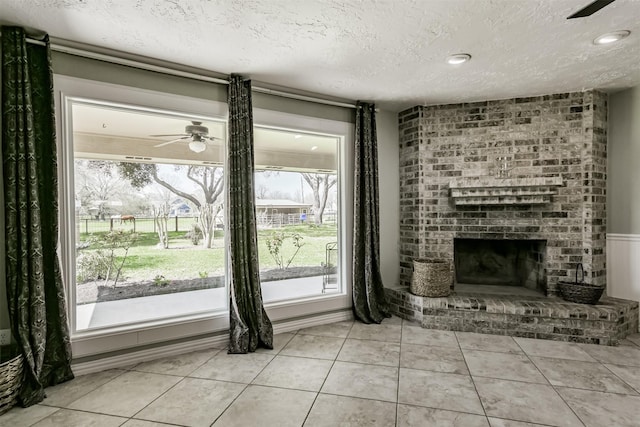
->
[[54, 75, 353, 358], [55, 76, 231, 356], [253, 108, 353, 322]]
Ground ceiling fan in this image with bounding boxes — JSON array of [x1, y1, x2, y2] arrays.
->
[[150, 121, 221, 153], [567, 0, 615, 19]]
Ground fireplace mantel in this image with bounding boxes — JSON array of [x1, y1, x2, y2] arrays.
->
[[449, 176, 563, 205]]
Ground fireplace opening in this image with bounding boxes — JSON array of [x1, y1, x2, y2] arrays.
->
[[454, 238, 547, 294]]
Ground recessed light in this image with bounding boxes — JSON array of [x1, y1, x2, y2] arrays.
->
[[593, 30, 630, 45], [446, 53, 471, 65], [311, 145, 318, 151]]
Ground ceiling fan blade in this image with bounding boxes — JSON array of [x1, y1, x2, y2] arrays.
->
[[154, 136, 190, 148], [203, 136, 222, 143], [567, 0, 615, 19], [149, 133, 189, 137]]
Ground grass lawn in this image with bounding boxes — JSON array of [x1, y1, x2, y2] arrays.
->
[[77, 224, 338, 283]]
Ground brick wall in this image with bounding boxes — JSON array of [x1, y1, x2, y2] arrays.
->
[[398, 91, 608, 295]]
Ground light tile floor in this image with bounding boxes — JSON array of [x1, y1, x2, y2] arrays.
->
[[2, 317, 640, 426]]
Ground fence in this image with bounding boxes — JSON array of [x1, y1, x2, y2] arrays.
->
[[255, 212, 337, 229], [77, 216, 206, 235], [78, 212, 337, 234]]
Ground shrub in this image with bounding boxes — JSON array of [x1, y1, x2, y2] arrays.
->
[[186, 223, 203, 245], [153, 274, 170, 286], [265, 232, 305, 269], [76, 250, 110, 283]]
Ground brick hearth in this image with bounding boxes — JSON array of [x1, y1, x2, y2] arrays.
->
[[386, 286, 639, 346]]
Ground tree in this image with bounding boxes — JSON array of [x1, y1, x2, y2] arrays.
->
[[257, 184, 268, 199], [117, 163, 224, 248], [301, 173, 337, 225], [153, 203, 170, 249], [75, 160, 129, 219]]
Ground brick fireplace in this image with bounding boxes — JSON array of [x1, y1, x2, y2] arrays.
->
[[388, 90, 639, 345], [397, 90, 608, 296]]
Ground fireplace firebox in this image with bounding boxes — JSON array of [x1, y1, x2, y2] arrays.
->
[[454, 238, 547, 294]]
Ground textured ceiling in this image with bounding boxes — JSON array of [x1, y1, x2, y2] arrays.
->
[[2, 0, 640, 111]]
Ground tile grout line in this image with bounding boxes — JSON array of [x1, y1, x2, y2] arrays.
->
[[397, 401, 504, 422], [453, 331, 490, 423], [600, 363, 640, 395], [395, 317, 404, 427], [135, 335, 281, 426], [24, 407, 62, 427], [126, 346, 225, 424], [524, 349, 640, 396], [32, 365, 137, 426], [207, 331, 299, 426], [12, 324, 639, 426], [513, 337, 588, 427], [300, 319, 355, 426], [132, 346, 224, 379]]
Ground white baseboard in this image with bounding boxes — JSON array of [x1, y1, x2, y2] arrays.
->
[[272, 309, 353, 334], [72, 309, 353, 376], [606, 233, 640, 329], [71, 334, 227, 376]]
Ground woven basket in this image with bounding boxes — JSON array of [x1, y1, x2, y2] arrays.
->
[[0, 352, 24, 415], [557, 262, 605, 305], [558, 281, 605, 305], [411, 259, 451, 297]]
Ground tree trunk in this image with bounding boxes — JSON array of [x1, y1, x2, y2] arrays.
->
[[301, 173, 336, 226], [199, 203, 216, 249], [313, 187, 322, 225], [153, 205, 170, 249]]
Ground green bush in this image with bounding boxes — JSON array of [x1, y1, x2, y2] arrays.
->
[[265, 232, 305, 269], [153, 274, 170, 286], [76, 250, 110, 283], [186, 223, 203, 245]]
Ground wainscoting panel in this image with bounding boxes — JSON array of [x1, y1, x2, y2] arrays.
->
[[607, 234, 640, 322]]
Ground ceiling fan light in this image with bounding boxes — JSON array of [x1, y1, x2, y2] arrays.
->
[[593, 30, 630, 45], [189, 139, 207, 153], [446, 53, 471, 65]]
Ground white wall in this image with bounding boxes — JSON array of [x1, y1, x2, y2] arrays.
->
[[607, 86, 640, 306], [607, 235, 640, 303], [377, 109, 400, 287]]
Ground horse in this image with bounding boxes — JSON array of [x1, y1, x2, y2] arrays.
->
[[120, 215, 135, 224]]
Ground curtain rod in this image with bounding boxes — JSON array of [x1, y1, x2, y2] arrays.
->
[[20, 36, 359, 110]]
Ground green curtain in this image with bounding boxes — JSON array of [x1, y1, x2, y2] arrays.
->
[[352, 102, 390, 324], [227, 75, 273, 353], [1, 26, 74, 406]]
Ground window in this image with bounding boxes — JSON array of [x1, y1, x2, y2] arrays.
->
[[254, 127, 341, 302], [55, 75, 353, 358], [68, 100, 227, 332]]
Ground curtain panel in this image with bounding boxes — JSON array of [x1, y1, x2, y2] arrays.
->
[[226, 74, 273, 353], [1, 26, 74, 406], [352, 101, 390, 324]]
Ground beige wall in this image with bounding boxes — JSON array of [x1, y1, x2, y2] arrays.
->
[[377, 110, 400, 287], [608, 85, 640, 234], [51, 52, 354, 124]]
